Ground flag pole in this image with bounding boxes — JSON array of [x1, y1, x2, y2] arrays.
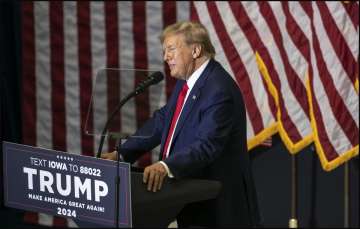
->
[[289, 154, 298, 228], [344, 162, 349, 228], [308, 148, 317, 227]]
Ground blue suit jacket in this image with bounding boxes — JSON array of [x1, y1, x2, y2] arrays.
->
[[120, 59, 261, 227]]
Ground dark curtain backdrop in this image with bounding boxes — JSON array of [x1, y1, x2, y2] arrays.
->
[[0, 1, 358, 228], [0, 0, 25, 227], [250, 136, 359, 228]]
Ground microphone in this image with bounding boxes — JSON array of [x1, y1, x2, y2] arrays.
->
[[96, 71, 164, 158], [134, 71, 164, 95]]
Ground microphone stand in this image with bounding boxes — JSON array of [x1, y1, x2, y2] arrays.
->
[[95, 91, 135, 229], [96, 91, 135, 159], [96, 71, 163, 158], [115, 139, 121, 229], [95, 76, 158, 158], [95, 72, 163, 228]]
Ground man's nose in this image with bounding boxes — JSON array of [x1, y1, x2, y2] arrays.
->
[[163, 51, 169, 62]]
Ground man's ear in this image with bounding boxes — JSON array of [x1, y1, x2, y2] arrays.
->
[[192, 45, 202, 59]]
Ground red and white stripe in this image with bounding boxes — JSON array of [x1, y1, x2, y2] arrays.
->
[[193, 1, 358, 166], [21, 1, 358, 227], [64, 1, 81, 156], [194, 1, 312, 151], [21, 1, 192, 227], [306, 1, 358, 171]]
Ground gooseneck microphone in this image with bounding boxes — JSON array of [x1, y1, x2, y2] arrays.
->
[[134, 71, 164, 95], [96, 71, 164, 158]]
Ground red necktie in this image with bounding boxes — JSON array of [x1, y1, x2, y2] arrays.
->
[[162, 83, 189, 159]]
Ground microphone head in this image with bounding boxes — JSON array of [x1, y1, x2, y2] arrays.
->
[[134, 71, 164, 95], [150, 71, 164, 84]]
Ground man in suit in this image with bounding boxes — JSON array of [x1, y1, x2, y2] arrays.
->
[[102, 21, 261, 227]]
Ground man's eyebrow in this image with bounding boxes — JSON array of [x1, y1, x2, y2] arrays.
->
[[163, 44, 175, 50]]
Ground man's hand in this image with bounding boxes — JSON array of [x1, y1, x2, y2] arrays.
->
[[143, 162, 168, 192], [100, 151, 117, 161]]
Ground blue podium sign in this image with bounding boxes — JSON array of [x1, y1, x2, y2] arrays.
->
[[2, 141, 132, 227]]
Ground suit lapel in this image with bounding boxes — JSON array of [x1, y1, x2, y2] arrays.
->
[[171, 87, 200, 142], [171, 59, 217, 146]]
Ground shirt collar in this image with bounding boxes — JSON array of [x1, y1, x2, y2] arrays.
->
[[186, 59, 210, 90]]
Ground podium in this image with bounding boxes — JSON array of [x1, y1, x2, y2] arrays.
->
[[3, 142, 221, 228], [75, 171, 221, 228], [76, 172, 221, 228], [130, 172, 221, 227]]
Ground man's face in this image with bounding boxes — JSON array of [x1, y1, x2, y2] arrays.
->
[[162, 34, 194, 80]]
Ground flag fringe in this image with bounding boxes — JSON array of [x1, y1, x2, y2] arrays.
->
[[255, 52, 314, 155], [247, 122, 278, 151], [306, 75, 359, 171]]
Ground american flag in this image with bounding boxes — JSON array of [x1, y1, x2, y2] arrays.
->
[[21, 1, 358, 227]]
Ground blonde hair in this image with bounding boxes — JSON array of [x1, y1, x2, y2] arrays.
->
[[160, 21, 216, 58]]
